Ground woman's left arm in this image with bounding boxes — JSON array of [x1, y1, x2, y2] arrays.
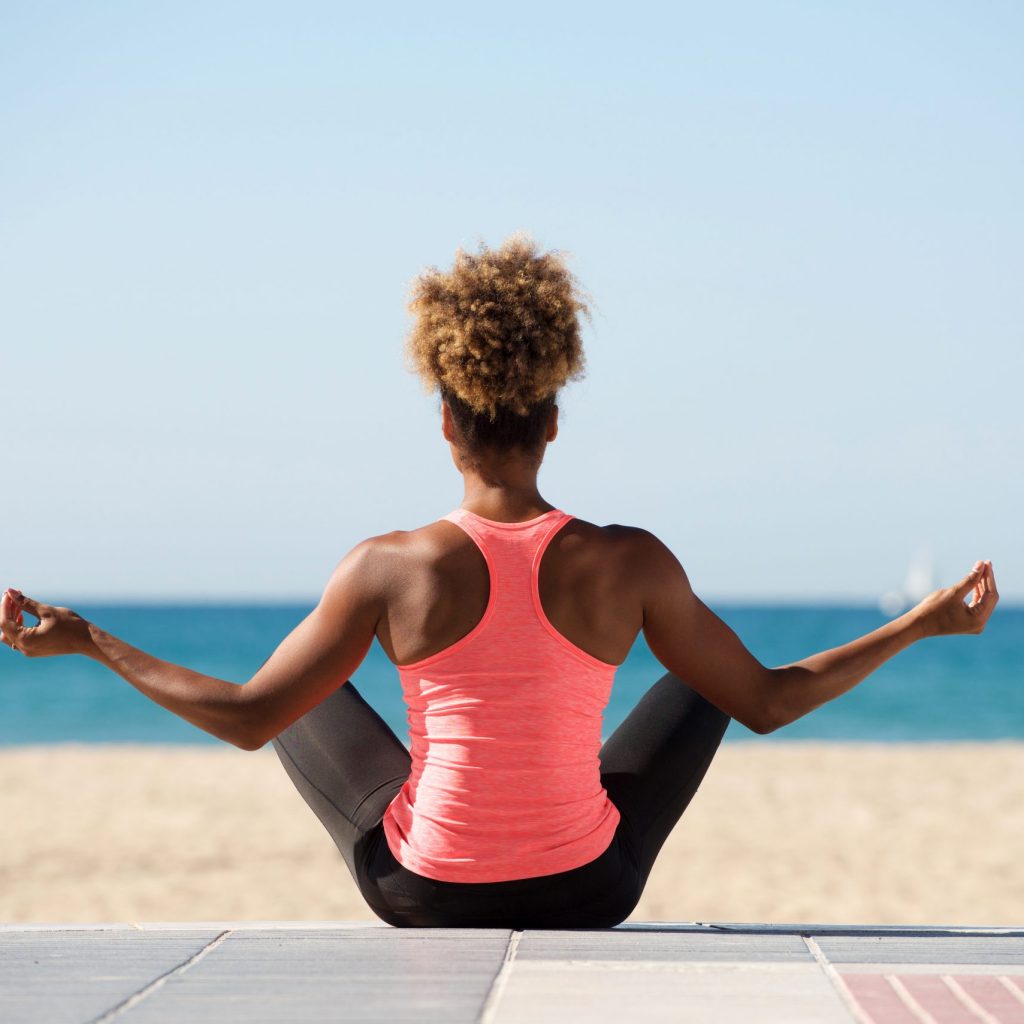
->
[[0, 538, 386, 750]]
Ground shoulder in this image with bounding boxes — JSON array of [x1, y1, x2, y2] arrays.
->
[[321, 530, 408, 606], [578, 521, 679, 565], [556, 519, 688, 594], [358, 522, 455, 563], [339, 523, 444, 561], [586, 522, 693, 599], [328, 523, 455, 597]]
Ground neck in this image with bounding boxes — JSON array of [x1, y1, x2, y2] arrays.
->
[[459, 473, 553, 521]]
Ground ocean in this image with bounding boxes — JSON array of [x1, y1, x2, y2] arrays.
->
[[1, 603, 1020, 746]]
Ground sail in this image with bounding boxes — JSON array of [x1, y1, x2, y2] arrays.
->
[[878, 545, 935, 616]]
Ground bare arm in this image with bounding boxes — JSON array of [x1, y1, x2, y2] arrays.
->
[[0, 537, 387, 750], [764, 607, 928, 731], [637, 531, 998, 734], [767, 559, 998, 730]]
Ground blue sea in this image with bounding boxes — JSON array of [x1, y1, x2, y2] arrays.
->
[[1, 604, 1021, 746]]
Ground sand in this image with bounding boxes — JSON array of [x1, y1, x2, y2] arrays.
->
[[2, 742, 1023, 926]]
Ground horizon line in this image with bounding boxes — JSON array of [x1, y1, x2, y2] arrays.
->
[[44, 594, 1024, 609]]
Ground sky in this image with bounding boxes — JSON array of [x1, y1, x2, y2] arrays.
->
[[1, 1, 1021, 604]]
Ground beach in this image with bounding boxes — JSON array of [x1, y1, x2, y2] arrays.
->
[[3, 742, 1022, 926]]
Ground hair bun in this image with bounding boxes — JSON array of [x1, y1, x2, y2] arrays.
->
[[404, 231, 592, 420]]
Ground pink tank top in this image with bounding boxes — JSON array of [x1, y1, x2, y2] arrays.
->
[[381, 506, 622, 883]]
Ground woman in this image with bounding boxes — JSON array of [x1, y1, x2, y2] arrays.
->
[[0, 234, 999, 929]]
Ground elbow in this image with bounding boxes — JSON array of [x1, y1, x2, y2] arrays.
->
[[233, 714, 273, 751], [230, 692, 272, 751], [233, 729, 268, 752], [749, 671, 787, 735], [750, 711, 782, 735], [747, 710, 778, 735]]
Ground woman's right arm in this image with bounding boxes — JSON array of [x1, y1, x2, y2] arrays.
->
[[637, 531, 998, 735]]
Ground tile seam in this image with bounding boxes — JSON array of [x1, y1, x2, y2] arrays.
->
[[802, 935, 876, 1024], [478, 930, 522, 1024], [86, 928, 233, 1024]]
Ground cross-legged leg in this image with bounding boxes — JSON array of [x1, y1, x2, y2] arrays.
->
[[599, 671, 732, 893], [270, 679, 411, 883]]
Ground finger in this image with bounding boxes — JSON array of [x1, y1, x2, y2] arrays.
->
[[975, 593, 997, 627], [4, 591, 23, 621], [2, 591, 21, 623], [955, 563, 985, 599], [975, 564, 991, 601], [986, 562, 999, 599], [12, 593, 44, 619], [973, 570, 996, 614], [0, 593, 20, 639], [973, 574, 998, 619], [1, 594, 34, 650]]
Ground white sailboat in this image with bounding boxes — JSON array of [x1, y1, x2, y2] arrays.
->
[[878, 545, 936, 617]]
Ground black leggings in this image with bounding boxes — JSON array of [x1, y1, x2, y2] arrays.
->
[[271, 671, 731, 929]]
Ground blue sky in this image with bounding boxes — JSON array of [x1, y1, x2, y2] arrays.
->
[[1, 1, 1020, 603]]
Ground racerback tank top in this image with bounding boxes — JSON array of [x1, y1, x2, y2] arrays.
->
[[381, 506, 622, 883]]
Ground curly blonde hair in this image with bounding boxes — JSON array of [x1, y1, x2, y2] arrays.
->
[[403, 232, 593, 455]]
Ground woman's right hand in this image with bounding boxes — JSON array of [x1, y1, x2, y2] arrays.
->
[[912, 560, 998, 638]]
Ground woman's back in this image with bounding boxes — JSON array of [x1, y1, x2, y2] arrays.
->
[[374, 509, 645, 672], [380, 506, 641, 882]]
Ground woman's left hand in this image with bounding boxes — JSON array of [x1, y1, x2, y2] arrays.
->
[[1, 589, 92, 658]]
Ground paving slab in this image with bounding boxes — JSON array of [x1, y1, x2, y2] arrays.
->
[[489, 960, 851, 1024], [3, 922, 1024, 1024], [815, 933, 1024, 964], [0, 929, 224, 1024], [123, 928, 512, 1024]]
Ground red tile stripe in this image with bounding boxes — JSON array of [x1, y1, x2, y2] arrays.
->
[[945, 976, 1002, 1024], [887, 974, 954, 1022], [951, 976, 1024, 1023], [842, 974, 922, 1023], [839, 972, 1024, 1024], [1000, 977, 1024, 1005]]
